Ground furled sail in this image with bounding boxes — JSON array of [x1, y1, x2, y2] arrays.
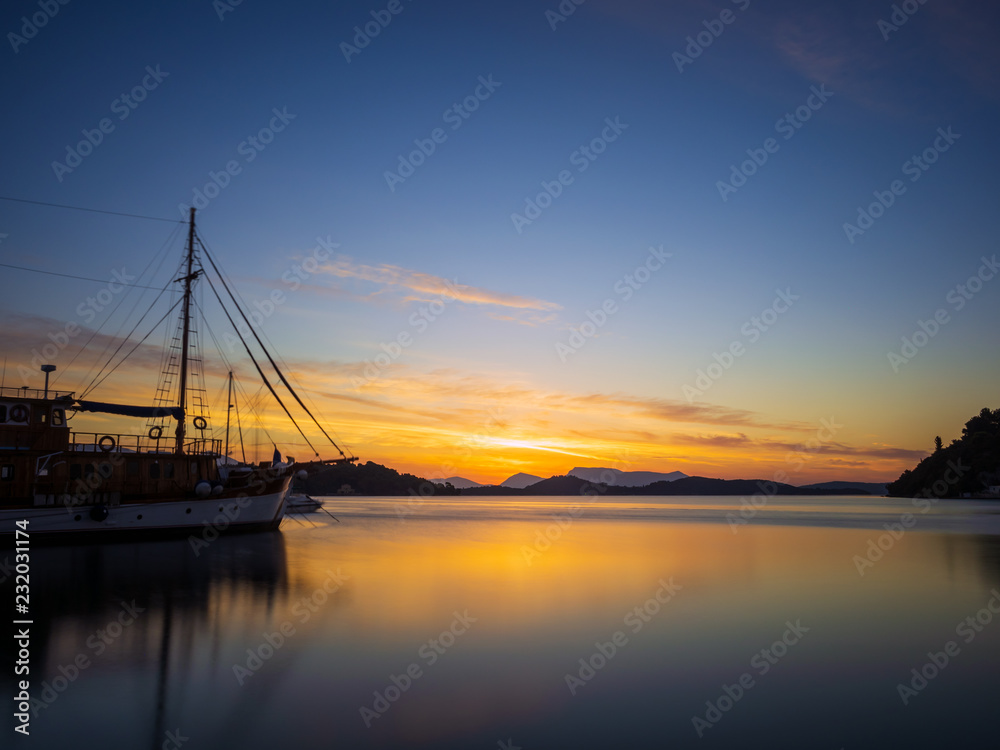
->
[[75, 400, 183, 420]]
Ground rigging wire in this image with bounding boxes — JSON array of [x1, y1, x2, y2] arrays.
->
[[199, 265, 321, 456], [193, 297, 279, 455], [0, 262, 169, 290], [5, 195, 355, 465], [80, 298, 183, 398], [195, 233, 355, 458], [55, 221, 186, 388], [198, 233, 351, 459], [235, 381, 247, 464], [0, 195, 181, 223]]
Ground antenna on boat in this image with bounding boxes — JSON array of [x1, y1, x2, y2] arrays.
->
[[41, 364, 56, 399], [174, 207, 197, 455]]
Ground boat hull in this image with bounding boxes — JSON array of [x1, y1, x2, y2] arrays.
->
[[0, 479, 291, 540]]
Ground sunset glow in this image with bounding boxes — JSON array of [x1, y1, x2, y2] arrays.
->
[[3, 0, 997, 488]]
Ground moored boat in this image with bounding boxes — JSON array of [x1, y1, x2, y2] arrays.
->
[[285, 492, 323, 513], [0, 208, 355, 539]]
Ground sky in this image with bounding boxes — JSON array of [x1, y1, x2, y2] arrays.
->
[[1, 0, 998, 485]]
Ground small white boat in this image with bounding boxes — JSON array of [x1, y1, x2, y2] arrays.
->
[[285, 492, 323, 513]]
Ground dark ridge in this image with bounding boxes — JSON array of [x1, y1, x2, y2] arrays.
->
[[302, 461, 460, 497], [887, 407, 1000, 499]]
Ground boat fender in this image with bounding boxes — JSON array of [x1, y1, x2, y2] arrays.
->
[[194, 480, 212, 498], [90, 504, 109, 522], [296, 469, 308, 481], [192, 416, 208, 430], [98, 435, 116, 452], [211, 483, 224, 496], [148, 426, 162, 439]]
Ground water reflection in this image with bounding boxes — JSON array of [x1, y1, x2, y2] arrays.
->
[[4, 498, 1000, 748], [3, 532, 289, 748]]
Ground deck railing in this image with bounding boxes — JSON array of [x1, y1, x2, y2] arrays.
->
[[69, 431, 222, 456], [0, 386, 75, 400]]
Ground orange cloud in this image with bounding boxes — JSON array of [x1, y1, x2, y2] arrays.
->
[[0, 314, 921, 486], [317, 257, 562, 312]]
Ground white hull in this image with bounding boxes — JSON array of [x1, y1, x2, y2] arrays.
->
[[285, 492, 322, 512], [0, 489, 288, 537]]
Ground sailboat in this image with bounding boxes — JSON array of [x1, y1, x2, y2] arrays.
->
[[0, 208, 355, 538]]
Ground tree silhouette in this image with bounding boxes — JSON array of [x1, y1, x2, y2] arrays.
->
[[888, 407, 1000, 498]]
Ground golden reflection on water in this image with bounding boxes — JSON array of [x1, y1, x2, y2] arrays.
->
[[13, 499, 1000, 749]]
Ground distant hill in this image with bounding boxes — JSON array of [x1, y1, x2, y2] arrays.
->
[[568, 467, 688, 486], [461, 474, 846, 497], [442, 476, 484, 489], [630, 477, 840, 496], [799, 481, 886, 496], [500, 473, 544, 489], [303, 461, 460, 496], [461, 475, 597, 496], [888, 407, 1000, 498]]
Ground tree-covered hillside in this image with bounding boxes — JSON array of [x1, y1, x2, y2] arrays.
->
[[302, 461, 459, 496], [887, 407, 1000, 498]]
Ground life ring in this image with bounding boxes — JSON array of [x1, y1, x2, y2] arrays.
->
[[192, 416, 208, 430], [148, 426, 162, 439], [90, 504, 109, 522], [9, 405, 28, 423], [98, 435, 116, 452]]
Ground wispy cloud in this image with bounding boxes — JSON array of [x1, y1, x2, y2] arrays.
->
[[673, 432, 927, 461], [318, 257, 561, 313]]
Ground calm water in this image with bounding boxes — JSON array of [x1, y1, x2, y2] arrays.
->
[[5, 495, 1000, 749]]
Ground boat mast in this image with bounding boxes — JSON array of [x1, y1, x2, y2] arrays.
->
[[225, 370, 233, 462], [174, 207, 196, 455]]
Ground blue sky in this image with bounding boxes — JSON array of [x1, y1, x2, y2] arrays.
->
[[2, 0, 998, 483]]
